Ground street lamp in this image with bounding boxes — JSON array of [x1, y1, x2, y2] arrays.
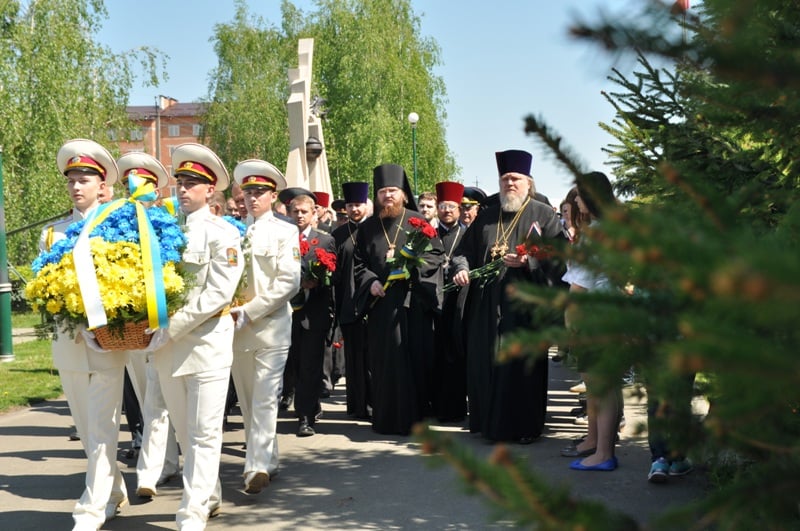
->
[[407, 112, 419, 196], [0, 148, 14, 362]]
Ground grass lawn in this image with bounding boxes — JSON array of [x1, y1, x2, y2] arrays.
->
[[10, 311, 43, 329], [0, 339, 61, 414]]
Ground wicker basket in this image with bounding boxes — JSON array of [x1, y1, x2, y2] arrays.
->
[[94, 320, 152, 351]]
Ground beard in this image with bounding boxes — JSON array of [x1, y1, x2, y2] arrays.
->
[[379, 202, 404, 219], [500, 191, 527, 212]]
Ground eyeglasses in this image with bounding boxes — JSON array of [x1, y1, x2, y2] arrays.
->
[[437, 204, 458, 212]]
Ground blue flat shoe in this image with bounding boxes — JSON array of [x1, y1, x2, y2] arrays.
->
[[569, 456, 618, 471]]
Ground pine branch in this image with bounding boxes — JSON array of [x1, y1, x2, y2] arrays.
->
[[414, 423, 640, 530], [522, 114, 587, 179]]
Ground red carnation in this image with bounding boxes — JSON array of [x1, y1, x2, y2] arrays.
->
[[299, 239, 310, 256], [528, 245, 553, 260], [314, 247, 337, 272], [421, 224, 437, 239], [408, 217, 425, 229], [515, 244, 528, 256]]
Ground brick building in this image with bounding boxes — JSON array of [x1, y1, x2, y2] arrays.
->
[[115, 96, 206, 194]]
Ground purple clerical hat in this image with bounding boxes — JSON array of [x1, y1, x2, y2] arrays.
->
[[495, 149, 533, 177], [342, 181, 369, 204]]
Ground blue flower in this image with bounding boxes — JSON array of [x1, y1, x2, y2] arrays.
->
[[223, 216, 247, 238], [31, 199, 187, 271]]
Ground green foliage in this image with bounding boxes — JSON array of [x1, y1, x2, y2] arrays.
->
[[202, 0, 457, 194], [0, 340, 60, 413], [0, 0, 166, 266], [202, 0, 293, 166], [420, 1, 800, 529]]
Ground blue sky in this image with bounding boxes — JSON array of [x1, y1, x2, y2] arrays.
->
[[98, 0, 654, 205]]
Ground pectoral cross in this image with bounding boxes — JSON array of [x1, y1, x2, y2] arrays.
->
[[386, 244, 396, 260], [490, 242, 508, 259]]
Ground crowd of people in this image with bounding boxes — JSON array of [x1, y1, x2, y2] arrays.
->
[[39, 139, 685, 531]]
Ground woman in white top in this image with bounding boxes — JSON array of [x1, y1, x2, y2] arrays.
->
[[561, 172, 620, 472]]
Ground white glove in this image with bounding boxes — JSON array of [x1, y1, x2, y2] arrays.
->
[[81, 329, 110, 353], [143, 327, 170, 352], [230, 307, 250, 331]]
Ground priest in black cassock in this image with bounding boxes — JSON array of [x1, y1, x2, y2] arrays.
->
[[331, 181, 372, 419], [432, 181, 469, 422], [353, 164, 444, 435], [451, 150, 567, 443]]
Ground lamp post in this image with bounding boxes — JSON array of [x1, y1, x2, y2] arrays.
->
[[0, 148, 14, 362], [407, 112, 419, 196]]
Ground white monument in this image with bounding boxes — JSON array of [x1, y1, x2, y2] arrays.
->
[[285, 38, 332, 199]]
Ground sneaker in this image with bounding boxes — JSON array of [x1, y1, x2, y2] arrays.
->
[[648, 457, 669, 483], [668, 458, 693, 476], [573, 414, 589, 426]]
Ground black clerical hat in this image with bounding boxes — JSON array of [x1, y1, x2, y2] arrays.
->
[[495, 149, 533, 177], [372, 164, 417, 211], [342, 181, 369, 204]]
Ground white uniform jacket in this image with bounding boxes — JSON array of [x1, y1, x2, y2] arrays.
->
[[167, 205, 244, 376], [233, 211, 301, 352], [40, 209, 128, 373]]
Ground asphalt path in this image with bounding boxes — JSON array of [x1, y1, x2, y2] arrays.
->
[[0, 347, 707, 530]]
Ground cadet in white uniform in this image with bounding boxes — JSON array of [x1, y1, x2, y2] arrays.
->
[[229, 160, 301, 494], [41, 139, 128, 531], [151, 143, 243, 530], [113, 152, 181, 497]]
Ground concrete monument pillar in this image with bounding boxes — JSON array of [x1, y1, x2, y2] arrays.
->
[[285, 38, 332, 199]]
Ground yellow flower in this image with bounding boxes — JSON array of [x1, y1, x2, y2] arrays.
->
[[26, 238, 188, 329]]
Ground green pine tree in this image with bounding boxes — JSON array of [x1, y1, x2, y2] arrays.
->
[[416, 1, 800, 529]]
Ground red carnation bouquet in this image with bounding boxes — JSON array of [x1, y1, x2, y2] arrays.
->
[[292, 237, 336, 311], [515, 243, 554, 260], [443, 242, 555, 293], [382, 216, 437, 292], [308, 247, 337, 286]]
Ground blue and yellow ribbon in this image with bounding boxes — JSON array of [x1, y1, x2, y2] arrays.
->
[[81, 175, 168, 330], [399, 244, 418, 260], [381, 267, 410, 292], [160, 195, 179, 218]]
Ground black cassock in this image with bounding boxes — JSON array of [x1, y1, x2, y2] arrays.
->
[[332, 220, 370, 419], [433, 222, 468, 422], [353, 208, 444, 435], [452, 198, 565, 442]]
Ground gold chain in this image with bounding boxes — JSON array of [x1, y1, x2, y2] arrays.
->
[[443, 225, 461, 261], [492, 196, 530, 258], [380, 208, 406, 259]]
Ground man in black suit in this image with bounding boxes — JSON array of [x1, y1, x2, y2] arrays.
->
[[285, 190, 336, 436]]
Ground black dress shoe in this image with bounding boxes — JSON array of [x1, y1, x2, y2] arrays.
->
[[320, 387, 331, 399], [297, 417, 315, 437], [279, 395, 293, 411]]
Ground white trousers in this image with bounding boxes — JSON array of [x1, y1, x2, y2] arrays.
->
[[230, 345, 288, 476], [136, 353, 180, 488], [155, 358, 228, 530], [125, 351, 147, 411], [60, 367, 127, 530]]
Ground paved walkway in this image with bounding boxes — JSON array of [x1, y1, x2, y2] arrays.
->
[[0, 349, 707, 530], [10, 327, 38, 345]]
